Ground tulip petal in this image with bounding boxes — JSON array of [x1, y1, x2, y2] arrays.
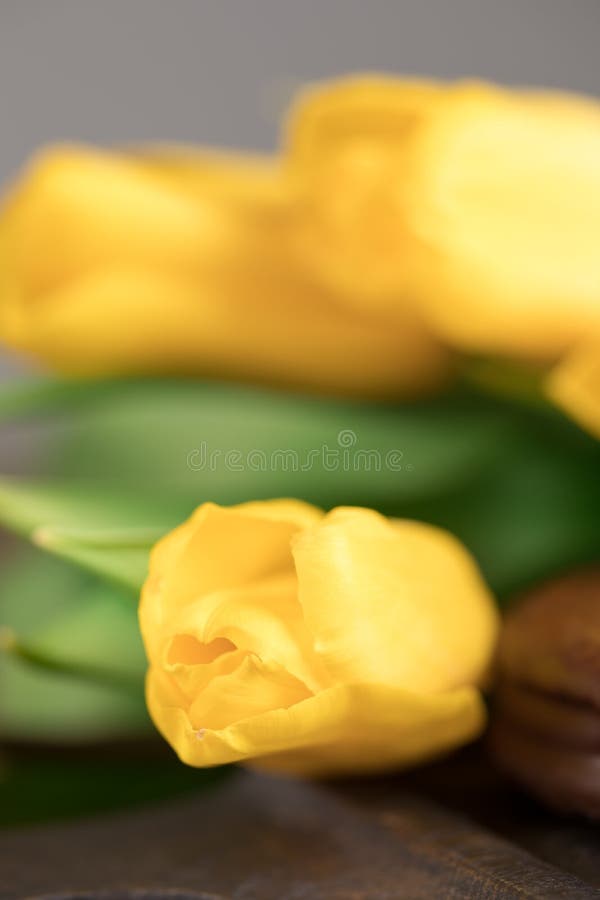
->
[[404, 83, 600, 357], [134, 145, 287, 209], [146, 669, 485, 776], [0, 142, 449, 398], [162, 574, 330, 695], [164, 642, 246, 700], [292, 507, 498, 692], [188, 654, 312, 732], [0, 260, 446, 397], [286, 76, 442, 300], [156, 500, 321, 604], [0, 145, 232, 298], [140, 501, 322, 659]]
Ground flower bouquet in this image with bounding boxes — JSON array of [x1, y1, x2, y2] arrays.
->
[[2, 76, 600, 823]]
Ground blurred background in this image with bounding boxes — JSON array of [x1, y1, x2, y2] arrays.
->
[[1, 0, 600, 385]]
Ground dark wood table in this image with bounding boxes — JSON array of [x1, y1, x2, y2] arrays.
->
[[2, 745, 598, 899]]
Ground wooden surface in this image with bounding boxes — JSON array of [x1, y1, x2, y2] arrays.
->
[[1, 745, 599, 900]]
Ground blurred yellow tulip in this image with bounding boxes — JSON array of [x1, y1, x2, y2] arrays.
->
[[140, 500, 498, 777], [286, 75, 443, 301], [0, 144, 448, 398], [287, 77, 600, 362], [402, 83, 600, 360]]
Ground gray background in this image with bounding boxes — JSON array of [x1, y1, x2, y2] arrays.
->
[[1, 0, 599, 379]]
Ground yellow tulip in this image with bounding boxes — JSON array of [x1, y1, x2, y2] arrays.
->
[[286, 75, 443, 301], [547, 343, 600, 439], [401, 82, 600, 359], [0, 144, 448, 398], [288, 77, 600, 361], [139, 500, 498, 777]]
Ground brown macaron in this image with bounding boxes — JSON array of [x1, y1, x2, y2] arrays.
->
[[489, 567, 600, 819]]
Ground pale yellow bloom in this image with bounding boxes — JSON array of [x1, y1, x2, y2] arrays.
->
[[139, 500, 499, 777], [0, 144, 448, 398], [286, 75, 443, 301], [288, 77, 600, 361], [402, 83, 600, 359], [547, 343, 600, 439]]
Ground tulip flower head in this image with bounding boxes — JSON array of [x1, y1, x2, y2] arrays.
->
[[140, 500, 499, 776]]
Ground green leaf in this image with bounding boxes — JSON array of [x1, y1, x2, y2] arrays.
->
[[0, 754, 229, 826], [0, 476, 184, 537], [33, 525, 164, 591], [0, 477, 187, 589], [2, 578, 146, 689], [0, 548, 150, 742], [1, 378, 512, 507], [0, 380, 523, 588], [5, 378, 599, 603], [0, 376, 126, 422], [1, 653, 150, 743]]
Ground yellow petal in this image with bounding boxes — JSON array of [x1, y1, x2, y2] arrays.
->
[[547, 343, 600, 439], [162, 642, 246, 705], [232, 498, 324, 531], [146, 670, 485, 776], [161, 574, 330, 695], [141, 501, 321, 634], [0, 142, 449, 398], [135, 145, 287, 209], [147, 499, 321, 579], [286, 75, 443, 300], [292, 507, 498, 692], [289, 76, 442, 158], [0, 145, 234, 299], [188, 654, 312, 732], [0, 258, 447, 397], [140, 500, 323, 662], [403, 82, 600, 358]]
